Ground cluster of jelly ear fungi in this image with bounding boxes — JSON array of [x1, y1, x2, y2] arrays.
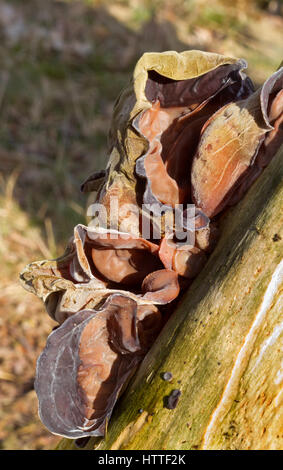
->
[[20, 52, 282, 439]]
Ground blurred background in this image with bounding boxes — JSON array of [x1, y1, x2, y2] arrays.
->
[[0, 0, 282, 450]]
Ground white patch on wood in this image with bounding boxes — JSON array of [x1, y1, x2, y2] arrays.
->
[[202, 259, 283, 449], [252, 315, 283, 371], [274, 360, 283, 386], [274, 387, 283, 407]]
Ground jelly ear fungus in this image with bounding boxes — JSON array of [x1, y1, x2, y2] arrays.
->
[[35, 294, 162, 438], [20, 51, 282, 440]]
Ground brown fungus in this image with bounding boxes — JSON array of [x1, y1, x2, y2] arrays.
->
[[87, 226, 161, 286], [142, 269, 180, 304], [191, 67, 283, 217], [134, 59, 253, 210], [35, 294, 162, 439], [164, 389, 182, 410], [20, 51, 283, 440]]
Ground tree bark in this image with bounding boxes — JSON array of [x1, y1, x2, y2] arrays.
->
[[57, 145, 283, 450]]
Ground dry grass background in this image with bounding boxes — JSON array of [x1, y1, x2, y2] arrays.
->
[[0, 0, 282, 450]]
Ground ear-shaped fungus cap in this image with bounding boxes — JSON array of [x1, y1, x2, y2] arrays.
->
[[35, 294, 162, 438], [134, 55, 253, 210], [191, 67, 283, 217]]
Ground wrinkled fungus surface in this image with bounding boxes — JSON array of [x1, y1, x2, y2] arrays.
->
[[35, 294, 161, 438], [20, 51, 283, 439]]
